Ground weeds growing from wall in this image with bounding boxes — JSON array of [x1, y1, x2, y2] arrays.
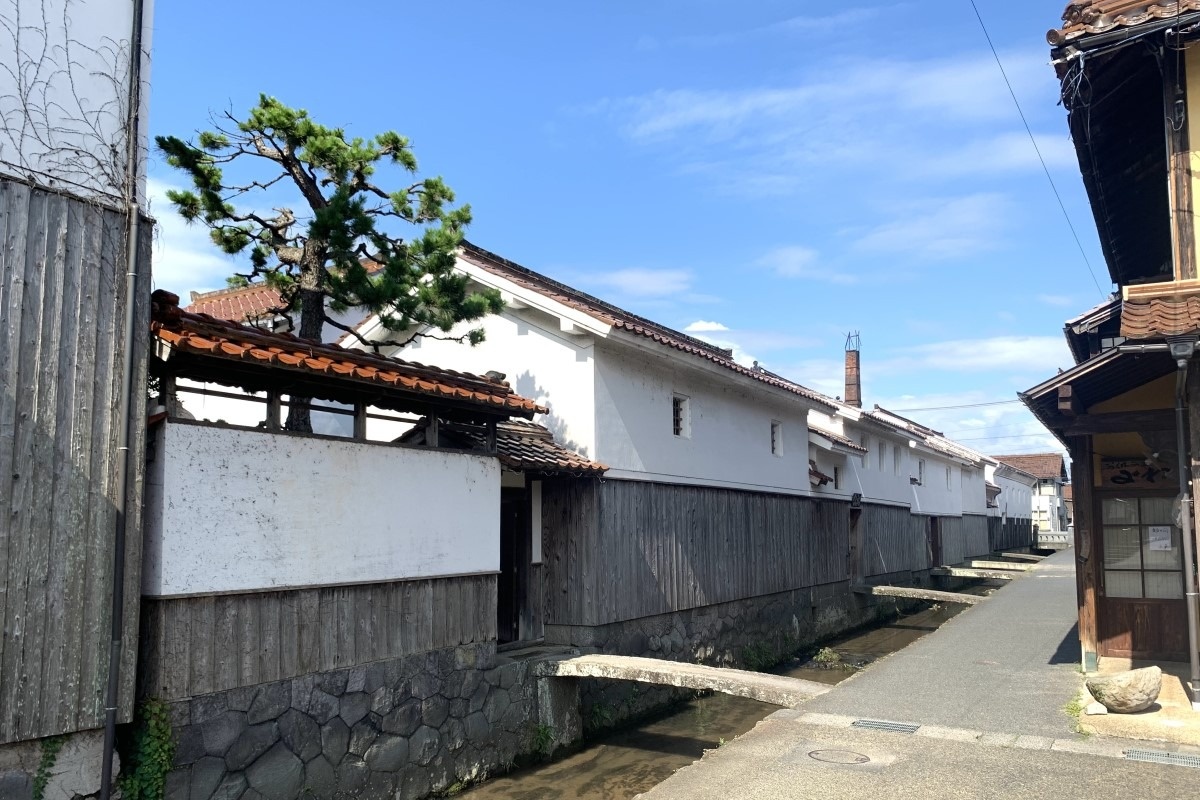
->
[[119, 698, 176, 800]]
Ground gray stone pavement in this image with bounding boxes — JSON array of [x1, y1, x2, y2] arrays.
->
[[639, 551, 1200, 798]]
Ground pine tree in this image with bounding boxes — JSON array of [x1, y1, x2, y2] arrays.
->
[[156, 95, 502, 431]]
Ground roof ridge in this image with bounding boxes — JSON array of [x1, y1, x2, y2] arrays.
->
[[460, 241, 734, 359], [459, 241, 839, 410]]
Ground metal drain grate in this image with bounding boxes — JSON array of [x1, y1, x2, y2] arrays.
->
[[851, 719, 920, 734], [1125, 749, 1200, 769]]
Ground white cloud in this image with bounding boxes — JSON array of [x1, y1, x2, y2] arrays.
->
[[880, 335, 1071, 374], [1036, 293, 1075, 307], [147, 176, 243, 296], [872, 390, 1063, 457], [589, 268, 693, 298], [756, 245, 860, 284], [684, 320, 730, 332], [853, 194, 1011, 261]]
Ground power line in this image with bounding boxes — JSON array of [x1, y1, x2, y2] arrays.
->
[[967, 0, 1107, 298], [888, 398, 1023, 412]]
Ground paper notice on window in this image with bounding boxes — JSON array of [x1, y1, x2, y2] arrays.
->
[[1149, 525, 1174, 552]]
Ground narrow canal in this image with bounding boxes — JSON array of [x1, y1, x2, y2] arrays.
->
[[463, 584, 999, 800]]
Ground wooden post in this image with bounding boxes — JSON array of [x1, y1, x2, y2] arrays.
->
[[486, 419, 497, 452], [353, 403, 367, 441], [1167, 47, 1196, 280], [1070, 435, 1099, 672], [160, 373, 177, 416], [266, 391, 282, 431], [426, 416, 439, 447]]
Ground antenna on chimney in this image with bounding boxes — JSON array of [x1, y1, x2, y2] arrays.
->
[[844, 331, 862, 408]]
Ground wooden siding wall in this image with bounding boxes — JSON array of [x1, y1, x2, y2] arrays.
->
[[938, 515, 991, 567], [544, 479, 850, 627], [0, 179, 151, 743], [988, 517, 1034, 552], [861, 504, 929, 576], [139, 575, 497, 701]]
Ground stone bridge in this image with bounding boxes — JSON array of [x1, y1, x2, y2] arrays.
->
[[535, 654, 832, 706]]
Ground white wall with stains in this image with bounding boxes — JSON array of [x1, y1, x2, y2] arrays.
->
[[143, 422, 500, 596]]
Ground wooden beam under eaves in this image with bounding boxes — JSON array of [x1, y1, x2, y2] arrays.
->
[[1058, 385, 1081, 417], [1064, 408, 1177, 436]]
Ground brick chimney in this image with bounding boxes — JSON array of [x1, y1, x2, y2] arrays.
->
[[844, 332, 861, 408]]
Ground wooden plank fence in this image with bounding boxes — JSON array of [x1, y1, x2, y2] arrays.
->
[[0, 178, 150, 743], [544, 479, 850, 627], [139, 574, 497, 701]]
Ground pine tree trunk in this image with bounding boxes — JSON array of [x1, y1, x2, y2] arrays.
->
[[285, 269, 325, 432]]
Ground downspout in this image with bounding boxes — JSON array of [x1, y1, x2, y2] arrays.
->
[[1174, 355, 1200, 710], [100, 0, 147, 796]]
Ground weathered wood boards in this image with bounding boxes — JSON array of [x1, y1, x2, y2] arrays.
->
[[535, 654, 832, 708], [139, 574, 497, 701], [0, 179, 150, 743], [543, 479, 851, 627]]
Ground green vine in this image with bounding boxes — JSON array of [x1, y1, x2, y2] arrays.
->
[[32, 736, 64, 800], [119, 698, 176, 800]]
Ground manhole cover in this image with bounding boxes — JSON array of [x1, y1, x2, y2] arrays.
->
[[808, 749, 871, 765]]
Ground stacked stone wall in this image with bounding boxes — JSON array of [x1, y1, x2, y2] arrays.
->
[[160, 642, 539, 800]]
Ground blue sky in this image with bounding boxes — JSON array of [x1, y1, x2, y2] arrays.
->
[[146, 1, 1104, 456]]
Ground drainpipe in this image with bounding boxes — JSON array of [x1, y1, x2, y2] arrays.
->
[[1173, 350, 1200, 710], [100, 0, 147, 796]]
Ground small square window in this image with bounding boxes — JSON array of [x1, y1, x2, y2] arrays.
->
[[878, 442, 887, 471], [946, 466, 952, 490], [894, 447, 902, 475], [770, 420, 782, 456], [833, 466, 841, 490], [672, 394, 690, 438], [918, 459, 926, 485]]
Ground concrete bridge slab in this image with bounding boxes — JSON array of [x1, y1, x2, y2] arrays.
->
[[534, 655, 832, 708]]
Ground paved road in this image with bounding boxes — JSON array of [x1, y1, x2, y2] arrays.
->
[[640, 551, 1200, 798], [637, 711, 1194, 800], [804, 549, 1082, 738]]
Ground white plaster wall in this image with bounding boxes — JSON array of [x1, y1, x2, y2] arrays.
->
[[839, 426, 922, 507], [1, 0, 154, 202], [992, 472, 1034, 522], [593, 338, 815, 493], [143, 422, 499, 596], [387, 309, 597, 458]]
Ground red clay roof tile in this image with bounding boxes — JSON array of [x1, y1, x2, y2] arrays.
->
[[152, 290, 545, 417], [1049, 1, 1200, 47], [992, 453, 1067, 480], [1121, 295, 1200, 338]]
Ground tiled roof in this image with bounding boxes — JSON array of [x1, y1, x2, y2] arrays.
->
[[1064, 484, 1074, 501], [808, 427, 868, 454], [1048, 1, 1200, 47], [185, 262, 384, 323], [185, 283, 283, 322], [402, 419, 607, 476], [459, 242, 838, 410], [151, 290, 544, 417], [992, 453, 1067, 481], [1121, 296, 1200, 338]]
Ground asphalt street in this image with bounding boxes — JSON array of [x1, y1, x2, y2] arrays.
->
[[639, 551, 1200, 799]]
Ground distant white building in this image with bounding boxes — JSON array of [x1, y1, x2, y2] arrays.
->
[[992, 453, 1070, 548]]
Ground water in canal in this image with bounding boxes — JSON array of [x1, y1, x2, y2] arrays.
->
[[462, 591, 993, 800]]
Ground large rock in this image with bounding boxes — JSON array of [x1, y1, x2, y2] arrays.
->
[[1086, 666, 1162, 713]]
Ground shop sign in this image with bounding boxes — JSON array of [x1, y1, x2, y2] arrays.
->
[[1099, 458, 1174, 489]]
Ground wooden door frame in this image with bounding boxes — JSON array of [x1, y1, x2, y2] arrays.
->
[[1093, 486, 1189, 660]]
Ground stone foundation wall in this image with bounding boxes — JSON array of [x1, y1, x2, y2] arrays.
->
[[0, 730, 113, 800], [548, 580, 918, 731], [160, 642, 540, 800]]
